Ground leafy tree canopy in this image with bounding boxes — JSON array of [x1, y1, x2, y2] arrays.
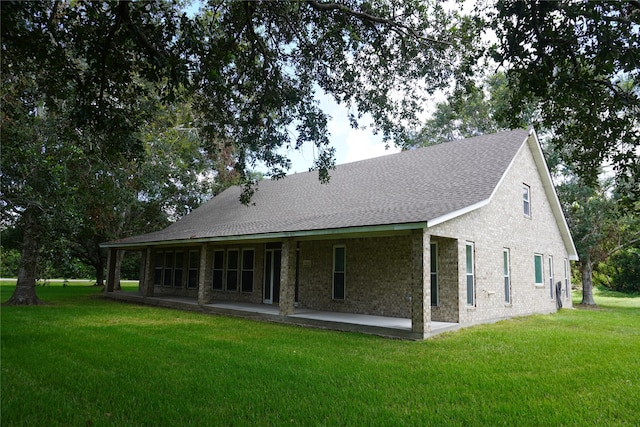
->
[[489, 0, 639, 202], [405, 72, 536, 147], [185, 0, 475, 199], [1, 0, 474, 303], [3, 0, 474, 198]]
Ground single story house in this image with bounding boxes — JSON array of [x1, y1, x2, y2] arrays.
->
[[102, 128, 578, 339]]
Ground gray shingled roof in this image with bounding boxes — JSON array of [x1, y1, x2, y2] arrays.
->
[[107, 129, 530, 246]]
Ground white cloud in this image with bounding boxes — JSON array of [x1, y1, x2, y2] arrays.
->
[[265, 92, 400, 175], [343, 128, 400, 164], [317, 92, 401, 167]]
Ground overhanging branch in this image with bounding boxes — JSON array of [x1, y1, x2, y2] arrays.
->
[[605, 235, 640, 259], [118, 1, 168, 65], [305, 0, 452, 46]]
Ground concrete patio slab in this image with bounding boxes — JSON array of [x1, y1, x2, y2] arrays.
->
[[103, 292, 459, 340]]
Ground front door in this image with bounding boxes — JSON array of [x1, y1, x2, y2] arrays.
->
[[263, 249, 281, 304]]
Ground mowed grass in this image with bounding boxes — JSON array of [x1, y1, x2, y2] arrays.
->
[[1, 281, 639, 426]]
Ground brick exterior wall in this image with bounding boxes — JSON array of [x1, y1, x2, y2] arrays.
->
[[297, 235, 414, 318], [149, 243, 266, 305], [138, 136, 573, 329], [430, 236, 459, 322], [428, 139, 573, 324], [201, 243, 266, 305], [145, 236, 419, 319]]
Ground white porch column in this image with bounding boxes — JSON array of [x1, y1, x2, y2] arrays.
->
[[411, 229, 431, 338], [279, 239, 296, 316]]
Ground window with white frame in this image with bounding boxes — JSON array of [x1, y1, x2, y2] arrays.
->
[[523, 184, 531, 217], [163, 252, 174, 287], [241, 249, 255, 293], [466, 242, 475, 306], [212, 250, 225, 290], [534, 254, 544, 287], [548, 256, 554, 299], [333, 246, 346, 300], [154, 252, 163, 285], [430, 243, 438, 307], [504, 248, 511, 304]]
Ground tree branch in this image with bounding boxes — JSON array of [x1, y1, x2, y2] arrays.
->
[[305, 0, 451, 46], [598, 0, 640, 23], [118, 1, 168, 66], [605, 235, 640, 259], [99, 2, 126, 106]]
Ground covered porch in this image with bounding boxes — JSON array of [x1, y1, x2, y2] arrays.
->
[[103, 228, 464, 340], [103, 291, 460, 340]]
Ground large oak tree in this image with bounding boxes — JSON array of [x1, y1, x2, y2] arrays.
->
[[2, 0, 471, 304], [1, 1, 195, 304], [489, 0, 639, 200]]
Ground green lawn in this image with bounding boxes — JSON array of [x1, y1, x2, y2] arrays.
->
[[2, 281, 639, 426]]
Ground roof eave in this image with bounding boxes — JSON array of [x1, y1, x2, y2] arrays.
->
[[100, 221, 428, 249], [426, 199, 491, 228], [527, 129, 579, 261], [427, 129, 579, 262]]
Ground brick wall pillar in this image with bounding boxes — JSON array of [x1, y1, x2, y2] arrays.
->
[[279, 239, 296, 316], [198, 245, 210, 305], [138, 250, 147, 293], [457, 239, 469, 324], [411, 229, 431, 337], [141, 247, 155, 297]]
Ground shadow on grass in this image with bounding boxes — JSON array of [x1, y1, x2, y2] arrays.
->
[[595, 286, 640, 299], [573, 304, 601, 311], [573, 285, 640, 299]]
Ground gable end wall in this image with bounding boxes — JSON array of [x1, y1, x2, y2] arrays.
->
[[429, 140, 573, 324]]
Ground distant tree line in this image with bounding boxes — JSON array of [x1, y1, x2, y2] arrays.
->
[[0, 246, 141, 282]]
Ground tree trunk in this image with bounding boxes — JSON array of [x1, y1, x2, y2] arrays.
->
[[94, 263, 104, 287], [91, 242, 106, 286], [4, 210, 45, 306], [113, 250, 124, 291], [580, 256, 597, 306]]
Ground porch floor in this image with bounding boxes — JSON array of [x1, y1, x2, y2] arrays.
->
[[104, 292, 460, 340]]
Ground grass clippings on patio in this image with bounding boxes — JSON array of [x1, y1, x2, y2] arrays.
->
[[1, 281, 639, 426]]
